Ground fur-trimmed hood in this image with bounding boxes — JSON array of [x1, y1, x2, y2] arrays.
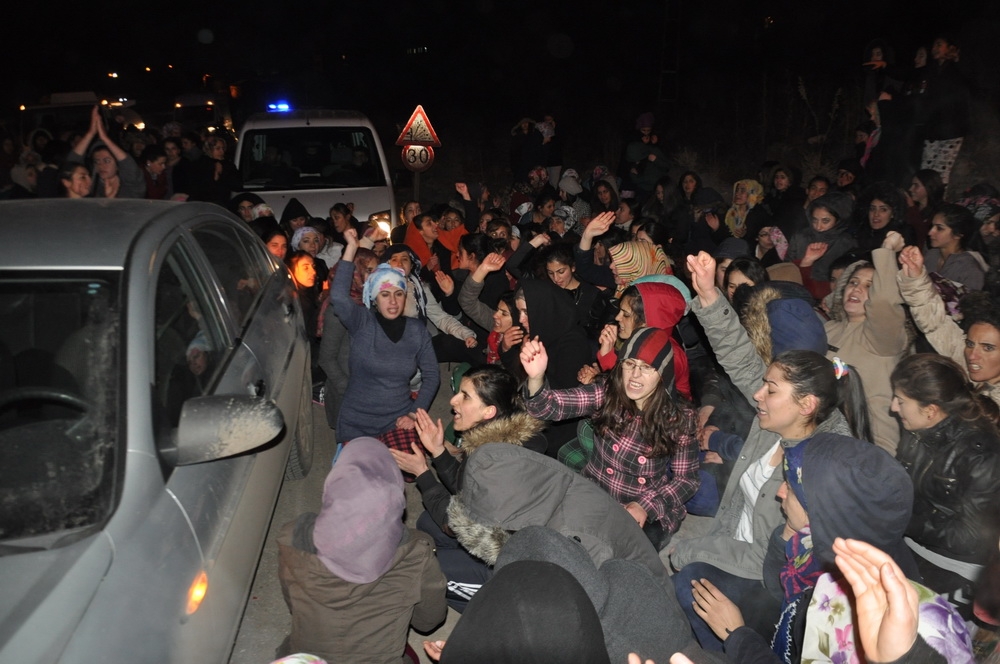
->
[[446, 444, 670, 588], [736, 281, 827, 364], [458, 412, 545, 455]]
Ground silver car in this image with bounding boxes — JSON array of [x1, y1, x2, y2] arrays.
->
[[0, 199, 313, 662]]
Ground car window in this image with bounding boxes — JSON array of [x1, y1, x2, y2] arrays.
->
[[154, 241, 229, 429], [191, 222, 266, 331], [0, 274, 119, 542]]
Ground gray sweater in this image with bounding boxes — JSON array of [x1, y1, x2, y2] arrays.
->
[[331, 260, 440, 442]]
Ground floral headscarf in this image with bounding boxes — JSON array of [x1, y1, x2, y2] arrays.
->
[[725, 179, 764, 237], [608, 241, 672, 296], [802, 572, 974, 664]]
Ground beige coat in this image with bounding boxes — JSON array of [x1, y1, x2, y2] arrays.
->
[[897, 267, 1000, 408], [824, 248, 909, 455]]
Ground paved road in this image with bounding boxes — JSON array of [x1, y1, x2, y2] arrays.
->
[[228, 363, 709, 664], [229, 368, 461, 664]]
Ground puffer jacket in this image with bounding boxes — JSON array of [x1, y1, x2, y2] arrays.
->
[[415, 412, 546, 530], [447, 443, 670, 589], [895, 415, 1000, 565]]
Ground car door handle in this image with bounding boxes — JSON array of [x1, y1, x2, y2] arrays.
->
[[248, 379, 265, 397]]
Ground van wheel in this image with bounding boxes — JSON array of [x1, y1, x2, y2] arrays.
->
[[285, 380, 314, 480]]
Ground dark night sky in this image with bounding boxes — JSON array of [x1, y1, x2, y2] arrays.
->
[[6, 0, 1000, 175]]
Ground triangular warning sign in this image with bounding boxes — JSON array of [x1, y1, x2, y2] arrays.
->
[[395, 105, 441, 147]]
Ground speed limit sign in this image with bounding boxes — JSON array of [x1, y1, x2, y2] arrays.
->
[[401, 145, 435, 173]]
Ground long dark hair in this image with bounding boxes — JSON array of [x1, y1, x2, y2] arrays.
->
[[933, 202, 978, 250], [891, 353, 995, 425], [913, 169, 945, 211], [591, 359, 690, 458], [464, 365, 521, 420], [773, 350, 872, 442]]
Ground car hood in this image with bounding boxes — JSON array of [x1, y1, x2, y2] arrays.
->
[[0, 531, 112, 662]]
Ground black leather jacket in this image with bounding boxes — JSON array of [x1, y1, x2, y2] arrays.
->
[[896, 415, 1000, 565]]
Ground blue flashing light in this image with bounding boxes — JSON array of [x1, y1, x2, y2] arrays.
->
[[267, 101, 292, 112]]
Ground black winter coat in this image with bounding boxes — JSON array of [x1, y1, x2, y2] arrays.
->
[[896, 415, 1000, 565]]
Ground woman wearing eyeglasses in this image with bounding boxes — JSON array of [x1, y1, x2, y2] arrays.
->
[[519, 327, 698, 551]]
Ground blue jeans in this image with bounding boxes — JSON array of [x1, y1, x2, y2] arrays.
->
[[672, 561, 763, 651]]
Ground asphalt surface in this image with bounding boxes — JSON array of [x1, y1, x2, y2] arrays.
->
[[228, 364, 462, 664], [228, 361, 712, 664]]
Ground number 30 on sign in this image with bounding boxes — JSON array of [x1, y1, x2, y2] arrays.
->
[[401, 145, 435, 173]]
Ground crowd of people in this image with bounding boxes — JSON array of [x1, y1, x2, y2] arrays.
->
[[265, 102, 998, 661], [2, 35, 999, 662]]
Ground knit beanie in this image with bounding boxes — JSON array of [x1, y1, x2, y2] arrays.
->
[[622, 327, 674, 382], [312, 437, 405, 584], [362, 264, 407, 307]]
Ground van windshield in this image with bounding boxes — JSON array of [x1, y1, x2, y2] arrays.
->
[[238, 127, 386, 190]]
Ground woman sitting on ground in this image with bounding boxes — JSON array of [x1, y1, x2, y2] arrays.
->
[[897, 245, 1000, 406], [520, 329, 699, 551], [669, 251, 870, 652], [688, 433, 970, 664], [390, 364, 546, 612], [822, 232, 909, 455], [922, 202, 987, 291], [890, 353, 1000, 618]]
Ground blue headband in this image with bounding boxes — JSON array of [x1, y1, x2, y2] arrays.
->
[[362, 264, 407, 307]]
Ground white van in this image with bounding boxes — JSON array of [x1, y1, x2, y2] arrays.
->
[[233, 109, 395, 228]]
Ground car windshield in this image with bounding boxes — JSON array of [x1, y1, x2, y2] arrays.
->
[[0, 275, 119, 546], [238, 126, 386, 190]]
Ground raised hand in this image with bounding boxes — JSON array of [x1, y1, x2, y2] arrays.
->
[[500, 325, 525, 352], [435, 271, 455, 296], [583, 211, 615, 239], [833, 538, 919, 663], [801, 242, 829, 267], [598, 323, 618, 356], [455, 181, 470, 200], [414, 408, 445, 457], [520, 336, 548, 396], [882, 230, 904, 253], [898, 245, 925, 278], [686, 251, 718, 306]]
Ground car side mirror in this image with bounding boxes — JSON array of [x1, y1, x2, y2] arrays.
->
[[166, 395, 285, 465]]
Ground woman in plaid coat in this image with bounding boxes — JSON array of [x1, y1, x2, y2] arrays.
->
[[520, 328, 699, 551]]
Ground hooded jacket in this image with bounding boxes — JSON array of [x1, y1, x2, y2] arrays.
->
[[787, 192, 859, 282], [415, 413, 547, 530], [824, 248, 909, 455], [447, 444, 671, 589], [596, 281, 692, 399], [503, 280, 592, 389], [493, 526, 709, 664]]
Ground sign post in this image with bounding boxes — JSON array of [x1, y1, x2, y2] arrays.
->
[[396, 105, 441, 202]]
